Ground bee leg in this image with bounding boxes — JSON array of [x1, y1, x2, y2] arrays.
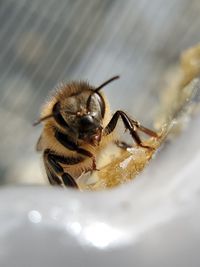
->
[[44, 149, 78, 188], [130, 120, 158, 138], [43, 150, 62, 186], [61, 173, 78, 188], [115, 140, 132, 150], [104, 110, 155, 149], [76, 148, 98, 170]]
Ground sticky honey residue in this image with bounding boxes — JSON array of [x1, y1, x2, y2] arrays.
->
[[86, 138, 160, 190], [79, 44, 200, 191]]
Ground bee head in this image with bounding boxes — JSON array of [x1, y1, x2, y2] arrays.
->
[[34, 76, 119, 146], [60, 89, 104, 146]]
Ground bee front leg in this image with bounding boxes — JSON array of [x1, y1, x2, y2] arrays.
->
[[43, 149, 79, 188], [75, 147, 98, 170], [104, 110, 156, 149]]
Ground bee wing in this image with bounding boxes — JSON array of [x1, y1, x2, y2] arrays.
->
[[36, 134, 44, 151]]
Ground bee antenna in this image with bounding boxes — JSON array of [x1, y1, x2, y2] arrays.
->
[[95, 75, 120, 92], [87, 76, 120, 110], [33, 114, 54, 126]]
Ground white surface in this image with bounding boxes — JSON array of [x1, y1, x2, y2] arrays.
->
[[0, 115, 200, 267]]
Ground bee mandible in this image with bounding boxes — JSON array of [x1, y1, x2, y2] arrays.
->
[[34, 76, 158, 189]]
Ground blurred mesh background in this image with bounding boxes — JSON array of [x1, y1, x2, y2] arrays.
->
[[0, 0, 200, 185]]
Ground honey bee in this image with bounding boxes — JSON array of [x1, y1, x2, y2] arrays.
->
[[34, 76, 158, 189]]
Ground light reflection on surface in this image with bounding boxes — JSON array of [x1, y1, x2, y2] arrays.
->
[[68, 221, 82, 235], [82, 222, 125, 249], [28, 210, 42, 224], [50, 207, 63, 221]]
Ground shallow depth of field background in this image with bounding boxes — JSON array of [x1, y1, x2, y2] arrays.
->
[[0, 0, 200, 185]]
